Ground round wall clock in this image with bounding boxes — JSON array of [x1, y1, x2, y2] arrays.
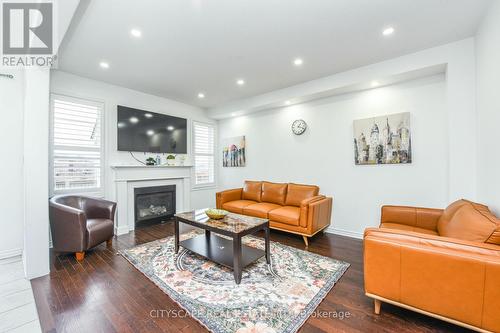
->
[[292, 119, 307, 135]]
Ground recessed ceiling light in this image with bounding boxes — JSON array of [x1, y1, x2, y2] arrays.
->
[[147, 130, 154, 136], [293, 58, 303, 66], [198, 92, 205, 99], [371, 81, 380, 87], [382, 27, 395, 36], [144, 113, 153, 118], [231, 112, 237, 117], [167, 125, 174, 131], [284, 100, 291, 105], [236, 79, 245, 86], [129, 117, 139, 123], [130, 29, 142, 38], [99, 61, 109, 69]]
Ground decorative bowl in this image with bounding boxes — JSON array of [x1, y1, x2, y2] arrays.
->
[[205, 208, 228, 220]]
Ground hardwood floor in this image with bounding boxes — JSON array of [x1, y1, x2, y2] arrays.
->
[[31, 221, 472, 333]]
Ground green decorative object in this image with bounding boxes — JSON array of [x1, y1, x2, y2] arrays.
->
[[205, 208, 228, 220], [166, 154, 176, 166], [145, 157, 156, 166]]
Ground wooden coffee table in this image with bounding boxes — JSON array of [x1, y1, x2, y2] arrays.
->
[[174, 209, 270, 284]]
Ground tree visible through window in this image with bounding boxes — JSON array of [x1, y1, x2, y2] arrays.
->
[[50, 95, 103, 194]]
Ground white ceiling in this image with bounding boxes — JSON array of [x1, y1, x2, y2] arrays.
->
[[58, 0, 491, 109]]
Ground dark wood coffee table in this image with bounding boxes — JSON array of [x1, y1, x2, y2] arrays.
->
[[174, 209, 270, 284]]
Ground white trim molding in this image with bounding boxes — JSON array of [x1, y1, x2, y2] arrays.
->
[[0, 248, 23, 260], [325, 226, 364, 240]]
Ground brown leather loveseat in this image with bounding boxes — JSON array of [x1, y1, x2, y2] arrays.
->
[[364, 199, 500, 333], [216, 181, 332, 246]]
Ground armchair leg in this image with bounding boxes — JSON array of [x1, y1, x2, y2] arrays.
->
[[106, 239, 112, 246], [302, 236, 309, 247], [374, 299, 381, 315], [75, 252, 85, 261]]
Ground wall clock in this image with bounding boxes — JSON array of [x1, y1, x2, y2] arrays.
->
[[292, 119, 307, 135]]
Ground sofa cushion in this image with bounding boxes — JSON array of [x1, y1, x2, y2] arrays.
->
[[380, 222, 438, 236], [269, 206, 300, 226], [222, 200, 257, 214], [261, 181, 288, 205], [438, 202, 500, 243], [285, 183, 319, 207], [243, 202, 282, 218], [242, 181, 262, 202]]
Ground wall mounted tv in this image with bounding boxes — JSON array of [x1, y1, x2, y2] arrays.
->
[[117, 105, 187, 153]]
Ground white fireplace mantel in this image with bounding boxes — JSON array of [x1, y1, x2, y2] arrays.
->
[[110, 164, 192, 235]]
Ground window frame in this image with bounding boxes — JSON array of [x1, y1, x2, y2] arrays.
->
[[49, 93, 105, 197], [192, 120, 216, 190]]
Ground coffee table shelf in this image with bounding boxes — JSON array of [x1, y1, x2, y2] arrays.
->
[[180, 234, 265, 269], [174, 209, 271, 284]]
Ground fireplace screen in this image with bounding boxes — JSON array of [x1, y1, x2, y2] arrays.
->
[[134, 185, 176, 224]]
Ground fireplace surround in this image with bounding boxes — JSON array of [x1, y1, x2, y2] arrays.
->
[[110, 165, 192, 235]]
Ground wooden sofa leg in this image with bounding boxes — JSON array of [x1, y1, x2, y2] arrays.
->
[[302, 236, 309, 247], [106, 239, 112, 246], [374, 299, 381, 315], [75, 252, 85, 261]]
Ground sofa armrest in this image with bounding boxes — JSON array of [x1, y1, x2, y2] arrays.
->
[[82, 196, 117, 221], [49, 200, 88, 252], [216, 188, 243, 209], [363, 227, 500, 331], [299, 196, 332, 232], [381, 205, 443, 232]]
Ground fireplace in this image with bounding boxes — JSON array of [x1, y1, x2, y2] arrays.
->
[[134, 185, 176, 225]]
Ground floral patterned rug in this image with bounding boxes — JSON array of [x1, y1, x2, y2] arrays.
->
[[121, 231, 349, 333]]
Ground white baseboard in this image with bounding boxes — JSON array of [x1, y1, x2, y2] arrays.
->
[[115, 225, 130, 236], [0, 248, 23, 260], [325, 227, 363, 240]]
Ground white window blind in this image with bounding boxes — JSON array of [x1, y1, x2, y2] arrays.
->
[[193, 122, 215, 186], [51, 95, 103, 194]]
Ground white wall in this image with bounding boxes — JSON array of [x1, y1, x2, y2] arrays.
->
[[0, 69, 25, 259], [218, 75, 448, 237], [23, 68, 51, 279], [476, 1, 500, 215], [211, 39, 477, 205], [50, 70, 217, 209]]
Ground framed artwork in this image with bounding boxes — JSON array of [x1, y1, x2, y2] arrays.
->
[[222, 136, 246, 167], [353, 112, 412, 165]]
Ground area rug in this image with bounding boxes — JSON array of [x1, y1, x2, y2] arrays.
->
[[121, 231, 349, 333]]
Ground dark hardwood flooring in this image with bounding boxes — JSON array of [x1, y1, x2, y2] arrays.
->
[[32, 221, 472, 333]]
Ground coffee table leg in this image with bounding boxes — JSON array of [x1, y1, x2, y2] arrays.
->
[[265, 224, 271, 264], [233, 236, 242, 284], [205, 230, 211, 240], [174, 217, 179, 254]]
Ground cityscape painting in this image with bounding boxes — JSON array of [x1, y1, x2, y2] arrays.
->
[[353, 112, 412, 165], [222, 136, 246, 167]]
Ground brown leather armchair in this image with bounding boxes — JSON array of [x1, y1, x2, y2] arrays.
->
[[364, 200, 500, 333], [49, 195, 117, 261]]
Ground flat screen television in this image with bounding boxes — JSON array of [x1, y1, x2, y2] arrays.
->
[[117, 105, 187, 153]]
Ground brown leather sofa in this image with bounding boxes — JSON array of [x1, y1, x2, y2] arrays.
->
[[49, 195, 117, 261], [216, 181, 332, 246], [364, 199, 500, 333]]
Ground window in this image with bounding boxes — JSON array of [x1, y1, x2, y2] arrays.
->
[[50, 94, 104, 195], [193, 122, 215, 187]]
